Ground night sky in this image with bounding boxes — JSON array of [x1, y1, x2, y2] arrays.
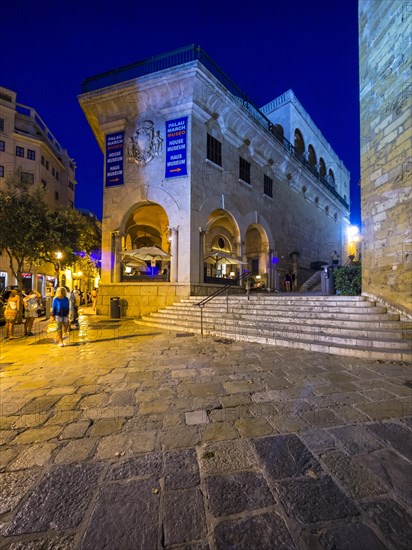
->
[[2, 0, 360, 226]]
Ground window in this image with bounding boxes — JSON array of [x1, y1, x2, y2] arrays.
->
[[69, 180, 74, 190], [55, 191, 59, 201], [21, 172, 34, 185], [0, 118, 4, 132], [207, 134, 222, 166], [41, 179, 47, 189], [0, 166, 4, 178], [52, 167, 55, 177], [239, 157, 251, 184], [68, 199, 74, 209], [264, 175, 273, 198], [16, 146, 24, 157], [41, 155, 45, 166], [0, 140, 5, 152], [27, 149, 36, 160], [46, 160, 49, 170], [56, 171, 59, 181]]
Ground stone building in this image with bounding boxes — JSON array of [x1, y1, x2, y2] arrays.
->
[[359, 0, 412, 316], [79, 45, 350, 316], [0, 86, 76, 293]]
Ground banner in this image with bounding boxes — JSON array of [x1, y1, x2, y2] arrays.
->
[[165, 117, 188, 178], [105, 132, 124, 187]]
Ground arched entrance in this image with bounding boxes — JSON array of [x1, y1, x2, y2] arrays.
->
[[203, 209, 243, 284], [122, 203, 171, 281], [245, 224, 270, 288]]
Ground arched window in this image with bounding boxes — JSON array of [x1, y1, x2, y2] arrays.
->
[[319, 158, 326, 177], [328, 169, 335, 186], [308, 145, 316, 167], [294, 129, 305, 156], [273, 124, 284, 142]]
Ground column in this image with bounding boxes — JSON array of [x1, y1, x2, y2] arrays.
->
[[169, 227, 179, 283], [198, 228, 207, 283]]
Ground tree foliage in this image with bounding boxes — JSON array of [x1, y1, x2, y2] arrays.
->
[[0, 170, 101, 292], [334, 265, 362, 295]]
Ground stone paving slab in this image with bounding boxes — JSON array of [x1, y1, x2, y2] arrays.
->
[[0, 316, 411, 548]]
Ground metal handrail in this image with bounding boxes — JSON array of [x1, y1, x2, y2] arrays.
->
[[195, 271, 250, 336]]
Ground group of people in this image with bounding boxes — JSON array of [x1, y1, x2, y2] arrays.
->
[[3, 289, 42, 339], [3, 285, 98, 343]]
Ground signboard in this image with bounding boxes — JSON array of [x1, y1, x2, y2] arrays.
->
[[165, 117, 188, 178], [105, 132, 124, 187]]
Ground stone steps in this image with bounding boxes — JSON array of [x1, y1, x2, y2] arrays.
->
[[137, 295, 412, 361]]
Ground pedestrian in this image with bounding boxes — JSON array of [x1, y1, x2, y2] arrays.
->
[[51, 286, 69, 347], [284, 272, 292, 292], [91, 287, 98, 312], [23, 289, 41, 336], [64, 286, 76, 330], [4, 290, 20, 339], [291, 272, 296, 291], [332, 250, 340, 267]]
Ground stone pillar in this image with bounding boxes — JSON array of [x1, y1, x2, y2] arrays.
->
[[290, 252, 300, 290], [169, 227, 179, 283], [111, 231, 121, 283], [198, 228, 208, 283]]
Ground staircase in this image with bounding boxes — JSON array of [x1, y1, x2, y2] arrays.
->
[[299, 271, 322, 292], [136, 295, 412, 361]]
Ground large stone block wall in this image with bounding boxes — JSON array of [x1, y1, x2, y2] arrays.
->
[[359, 0, 412, 315]]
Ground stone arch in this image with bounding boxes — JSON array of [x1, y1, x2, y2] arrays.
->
[[328, 168, 335, 186], [308, 144, 317, 167], [274, 124, 284, 142], [294, 128, 305, 156], [319, 157, 326, 177], [203, 208, 242, 281], [244, 224, 270, 285]]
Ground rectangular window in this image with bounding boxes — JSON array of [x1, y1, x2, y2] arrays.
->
[[264, 175, 273, 198], [41, 179, 47, 189], [27, 149, 36, 160], [41, 155, 45, 166], [68, 199, 74, 209], [16, 146, 24, 157], [52, 167, 55, 177], [21, 172, 34, 185], [0, 118, 4, 132], [0, 166, 4, 177], [239, 157, 251, 184], [56, 171, 59, 181], [46, 160, 49, 170], [207, 134, 222, 166], [55, 191, 59, 201], [0, 140, 5, 152]]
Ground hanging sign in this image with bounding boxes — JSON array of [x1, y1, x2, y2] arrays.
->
[[165, 117, 188, 178], [105, 132, 124, 187]]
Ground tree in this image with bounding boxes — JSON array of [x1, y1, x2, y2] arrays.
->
[[0, 171, 54, 294], [0, 170, 101, 301]]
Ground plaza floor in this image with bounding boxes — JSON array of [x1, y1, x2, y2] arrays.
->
[[0, 309, 411, 549]]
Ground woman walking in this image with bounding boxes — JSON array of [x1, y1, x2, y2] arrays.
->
[[4, 290, 20, 339], [23, 289, 41, 336], [51, 286, 70, 347]]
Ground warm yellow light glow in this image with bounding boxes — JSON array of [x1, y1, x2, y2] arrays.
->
[[55, 251, 63, 260], [347, 225, 359, 240]]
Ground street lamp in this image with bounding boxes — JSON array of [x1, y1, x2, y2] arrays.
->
[[55, 251, 63, 286]]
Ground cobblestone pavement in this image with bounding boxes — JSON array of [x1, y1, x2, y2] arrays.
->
[[0, 310, 411, 549]]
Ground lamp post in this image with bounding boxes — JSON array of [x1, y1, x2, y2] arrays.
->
[[55, 251, 63, 287]]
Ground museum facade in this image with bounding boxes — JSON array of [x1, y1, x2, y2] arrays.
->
[[79, 45, 350, 316]]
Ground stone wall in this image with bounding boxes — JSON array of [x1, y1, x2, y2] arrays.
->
[[359, 0, 412, 315]]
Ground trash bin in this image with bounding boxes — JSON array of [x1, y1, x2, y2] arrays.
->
[[321, 266, 335, 295], [110, 297, 121, 318]]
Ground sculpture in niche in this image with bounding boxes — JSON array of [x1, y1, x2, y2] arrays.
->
[[127, 120, 163, 166]]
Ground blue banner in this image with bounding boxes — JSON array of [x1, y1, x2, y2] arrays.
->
[[105, 132, 124, 187], [165, 117, 188, 178]]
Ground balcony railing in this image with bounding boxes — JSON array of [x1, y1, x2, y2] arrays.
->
[[82, 45, 349, 210]]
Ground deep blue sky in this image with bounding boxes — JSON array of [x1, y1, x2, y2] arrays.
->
[[2, 0, 360, 225]]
